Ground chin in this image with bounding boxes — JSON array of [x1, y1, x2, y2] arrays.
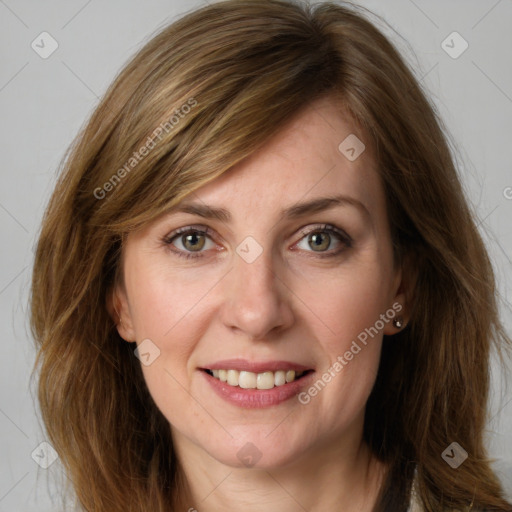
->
[[200, 429, 310, 470]]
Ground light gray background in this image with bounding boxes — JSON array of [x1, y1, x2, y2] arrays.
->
[[0, 0, 511, 510]]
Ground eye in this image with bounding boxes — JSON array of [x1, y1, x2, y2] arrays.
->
[[294, 224, 352, 257], [163, 226, 216, 259], [163, 223, 352, 260]]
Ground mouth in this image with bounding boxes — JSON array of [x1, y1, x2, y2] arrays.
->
[[202, 368, 313, 389], [199, 358, 315, 408]]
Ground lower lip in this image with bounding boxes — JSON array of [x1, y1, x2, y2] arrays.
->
[[201, 370, 314, 409]]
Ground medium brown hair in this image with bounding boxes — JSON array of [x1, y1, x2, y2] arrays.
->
[[30, 1, 512, 510]]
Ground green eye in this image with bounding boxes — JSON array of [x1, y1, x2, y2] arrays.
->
[[295, 224, 352, 256], [180, 232, 206, 252], [164, 223, 352, 260], [164, 227, 214, 259], [307, 231, 332, 251]]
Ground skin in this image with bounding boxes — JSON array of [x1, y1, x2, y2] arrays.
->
[[111, 95, 411, 511]]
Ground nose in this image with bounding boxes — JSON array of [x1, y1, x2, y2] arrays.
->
[[219, 244, 294, 341]]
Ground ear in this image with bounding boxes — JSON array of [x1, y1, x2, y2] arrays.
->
[[383, 250, 417, 335], [106, 282, 136, 342]]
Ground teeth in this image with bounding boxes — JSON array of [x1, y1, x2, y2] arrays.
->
[[239, 371, 257, 389], [256, 371, 274, 390], [285, 370, 295, 383], [208, 368, 305, 388], [274, 370, 286, 386], [227, 369, 239, 386]]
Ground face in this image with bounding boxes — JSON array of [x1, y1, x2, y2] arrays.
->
[[112, 95, 407, 470]]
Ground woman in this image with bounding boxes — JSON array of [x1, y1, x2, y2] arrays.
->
[[30, 1, 512, 510]]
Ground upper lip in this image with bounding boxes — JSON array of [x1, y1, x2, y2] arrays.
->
[[201, 358, 313, 373]]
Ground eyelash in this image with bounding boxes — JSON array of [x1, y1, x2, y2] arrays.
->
[[162, 224, 353, 260]]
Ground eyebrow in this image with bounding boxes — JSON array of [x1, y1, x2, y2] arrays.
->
[[170, 194, 370, 222]]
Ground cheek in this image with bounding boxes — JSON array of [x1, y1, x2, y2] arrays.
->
[[293, 260, 391, 416], [312, 283, 385, 387], [123, 258, 206, 414], [124, 254, 207, 340], [297, 260, 392, 351], [128, 267, 208, 429]]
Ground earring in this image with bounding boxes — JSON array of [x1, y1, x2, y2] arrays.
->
[[393, 317, 404, 329]]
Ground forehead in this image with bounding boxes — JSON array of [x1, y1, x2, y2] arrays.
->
[[186, 95, 384, 222]]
